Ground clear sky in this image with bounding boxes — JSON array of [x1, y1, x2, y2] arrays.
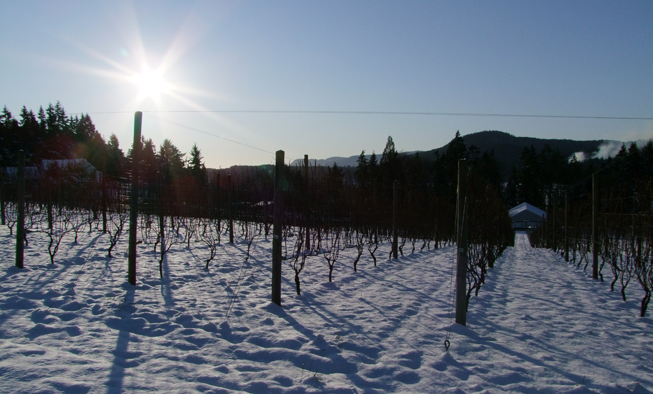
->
[[1, 0, 651, 168]]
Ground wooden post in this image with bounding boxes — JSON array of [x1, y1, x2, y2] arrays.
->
[[373, 187, 378, 244], [455, 159, 468, 325], [271, 150, 284, 306], [304, 155, 310, 251], [158, 170, 166, 257], [544, 199, 548, 248], [565, 192, 569, 262], [159, 178, 166, 258], [392, 180, 399, 259], [47, 176, 53, 230], [128, 111, 142, 286], [552, 193, 557, 251], [433, 199, 438, 250], [0, 168, 5, 226], [228, 174, 234, 244], [16, 150, 25, 269], [216, 172, 221, 230], [592, 173, 599, 280], [101, 174, 107, 233], [636, 214, 642, 263]]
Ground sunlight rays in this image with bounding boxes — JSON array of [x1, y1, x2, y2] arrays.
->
[[131, 66, 170, 101], [61, 3, 219, 112], [45, 2, 277, 166]]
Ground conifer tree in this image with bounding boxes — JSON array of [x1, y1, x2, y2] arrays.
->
[[355, 150, 368, 188], [188, 143, 207, 186]]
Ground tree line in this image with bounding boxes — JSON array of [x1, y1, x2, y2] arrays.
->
[[0, 102, 208, 186], [528, 140, 653, 316], [504, 140, 653, 209]]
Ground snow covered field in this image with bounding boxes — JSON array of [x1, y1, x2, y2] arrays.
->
[[0, 227, 651, 393]]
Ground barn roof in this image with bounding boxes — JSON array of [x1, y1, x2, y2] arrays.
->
[[508, 202, 546, 219]]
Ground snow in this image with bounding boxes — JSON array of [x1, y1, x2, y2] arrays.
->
[[0, 226, 651, 393]]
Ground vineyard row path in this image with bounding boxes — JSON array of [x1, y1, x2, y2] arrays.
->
[[454, 231, 653, 391]]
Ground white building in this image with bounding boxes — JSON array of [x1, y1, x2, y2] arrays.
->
[[509, 202, 546, 230]]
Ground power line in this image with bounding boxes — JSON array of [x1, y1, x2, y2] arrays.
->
[[144, 110, 653, 120], [70, 111, 132, 115], [144, 113, 274, 154], [77, 109, 653, 121]]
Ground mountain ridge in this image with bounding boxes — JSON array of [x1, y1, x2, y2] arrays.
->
[[291, 130, 621, 177]]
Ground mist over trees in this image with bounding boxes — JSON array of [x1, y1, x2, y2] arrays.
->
[[502, 140, 653, 209]]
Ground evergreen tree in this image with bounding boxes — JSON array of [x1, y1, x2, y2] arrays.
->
[[404, 152, 424, 193], [443, 131, 467, 164], [0, 107, 19, 165], [474, 150, 502, 192], [188, 143, 207, 186], [106, 134, 124, 178], [158, 139, 185, 181], [43, 101, 74, 159], [354, 150, 368, 188], [436, 131, 468, 200], [380, 136, 401, 194], [326, 163, 344, 190], [641, 141, 653, 174], [368, 151, 378, 188]]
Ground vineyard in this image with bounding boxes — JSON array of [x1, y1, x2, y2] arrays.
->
[[529, 147, 653, 317], [1, 151, 513, 314], [2, 142, 653, 392], [1, 159, 651, 393]]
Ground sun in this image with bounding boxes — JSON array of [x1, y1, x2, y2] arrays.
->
[[131, 66, 170, 100]]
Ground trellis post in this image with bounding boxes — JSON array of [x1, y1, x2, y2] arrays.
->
[[552, 193, 557, 251], [565, 192, 569, 262], [0, 168, 5, 225], [128, 111, 142, 286], [392, 180, 399, 259], [455, 159, 469, 325], [102, 174, 107, 233], [304, 154, 310, 251], [592, 173, 599, 280], [271, 150, 284, 306], [16, 150, 25, 269], [228, 174, 234, 244]]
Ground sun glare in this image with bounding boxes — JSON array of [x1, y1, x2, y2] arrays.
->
[[70, 12, 219, 112], [132, 67, 169, 100]]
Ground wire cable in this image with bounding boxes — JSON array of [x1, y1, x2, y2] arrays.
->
[[142, 109, 653, 121], [73, 109, 653, 121], [143, 113, 274, 154]]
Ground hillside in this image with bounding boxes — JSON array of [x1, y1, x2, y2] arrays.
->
[[425, 130, 610, 178], [291, 130, 614, 179]]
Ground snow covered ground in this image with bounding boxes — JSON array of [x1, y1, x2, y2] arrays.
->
[[0, 227, 651, 393]]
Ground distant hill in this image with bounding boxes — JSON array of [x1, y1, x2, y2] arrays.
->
[[290, 156, 362, 168], [425, 130, 611, 178], [291, 130, 617, 180]]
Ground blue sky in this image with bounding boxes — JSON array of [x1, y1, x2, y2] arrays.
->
[[1, 0, 651, 168]]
